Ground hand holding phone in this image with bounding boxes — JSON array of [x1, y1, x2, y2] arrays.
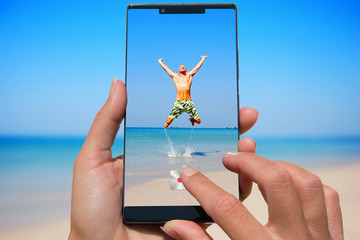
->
[[68, 77, 260, 239], [162, 155, 344, 240]]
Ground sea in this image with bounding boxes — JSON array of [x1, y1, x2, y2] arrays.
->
[[1, 129, 360, 231], [124, 128, 239, 188]]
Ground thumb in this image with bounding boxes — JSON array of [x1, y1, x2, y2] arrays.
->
[[161, 220, 212, 240], [81, 77, 127, 158]]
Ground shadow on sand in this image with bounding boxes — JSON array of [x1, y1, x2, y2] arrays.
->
[[190, 150, 221, 156]]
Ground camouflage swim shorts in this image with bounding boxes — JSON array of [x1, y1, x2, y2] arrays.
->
[[168, 100, 200, 120]]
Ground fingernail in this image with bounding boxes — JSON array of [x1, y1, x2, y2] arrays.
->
[[181, 166, 197, 177], [243, 137, 257, 152], [109, 76, 117, 97], [160, 225, 180, 239], [225, 152, 238, 157], [250, 138, 257, 151]]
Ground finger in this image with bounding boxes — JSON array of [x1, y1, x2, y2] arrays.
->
[[161, 220, 212, 240], [237, 108, 258, 200], [113, 154, 124, 162], [323, 184, 344, 240], [273, 161, 330, 238], [81, 78, 127, 159], [181, 166, 268, 240], [238, 137, 257, 152], [237, 137, 256, 201], [239, 107, 259, 135], [239, 174, 253, 201], [113, 155, 124, 185], [222, 153, 308, 232]]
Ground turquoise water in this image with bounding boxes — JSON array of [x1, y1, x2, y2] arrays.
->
[[0, 136, 122, 231], [1, 133, 360, 230], [124, 128, 360, 188], [124, 128, 238, 187], [256, 137, 360, 163]]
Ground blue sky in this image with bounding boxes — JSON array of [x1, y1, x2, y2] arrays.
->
[[126, 8, 237, 128], [0, 0, 359, 137]]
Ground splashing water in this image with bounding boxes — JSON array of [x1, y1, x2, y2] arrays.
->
[[188, 127, 194, 145], [183, 127, 195, 157], [183, 146, 195, 158], [164, 128, 195, 158], [164, 129, 179, 157]]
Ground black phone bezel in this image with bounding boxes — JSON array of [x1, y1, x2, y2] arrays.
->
[[123, 3, 239, 224], [124, 206, 212, 224]]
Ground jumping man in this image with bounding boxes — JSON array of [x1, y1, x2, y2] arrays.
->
[[157, 56, 208, 129]]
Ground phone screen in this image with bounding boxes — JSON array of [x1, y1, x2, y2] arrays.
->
[[124, 4, 238, 223]]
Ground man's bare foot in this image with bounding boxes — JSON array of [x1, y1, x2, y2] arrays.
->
[[165, 118, 173, 129], [189, 118, 195, 126]]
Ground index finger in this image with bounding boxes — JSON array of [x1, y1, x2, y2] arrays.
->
[[222, 152, 308, 232], [180, 167, 269, 240]]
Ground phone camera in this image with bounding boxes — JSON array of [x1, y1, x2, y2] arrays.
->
[[160, 8, 165, 13]]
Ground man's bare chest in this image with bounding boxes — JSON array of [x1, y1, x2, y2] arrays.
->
[[174, 76, 192, 86]]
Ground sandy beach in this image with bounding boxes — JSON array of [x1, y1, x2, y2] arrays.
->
[[125, 171, 238, 206], [1, 161, 359, 240]]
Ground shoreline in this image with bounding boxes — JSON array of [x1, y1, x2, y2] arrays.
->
[[1, 161, 360, 239]]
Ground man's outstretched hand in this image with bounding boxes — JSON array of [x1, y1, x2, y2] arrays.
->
[[157, 58, 164, 62], [68, 76, 260, 239], [201, 55, 208, 59]]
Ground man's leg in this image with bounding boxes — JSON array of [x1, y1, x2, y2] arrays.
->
[[166, 101, 182, 129], [165, 118, 174, 129], [189, 118, 201, 126], [186, 100, 201, 126]]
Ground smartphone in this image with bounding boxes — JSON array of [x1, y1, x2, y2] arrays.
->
[[123, 3, 239, 223]]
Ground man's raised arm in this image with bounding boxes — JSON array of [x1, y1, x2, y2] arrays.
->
[[188, 55, 208, 76], [157, 58, 176, 78]]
